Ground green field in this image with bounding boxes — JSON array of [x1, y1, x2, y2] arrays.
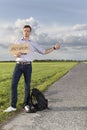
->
[[0, 61, 78, 124]]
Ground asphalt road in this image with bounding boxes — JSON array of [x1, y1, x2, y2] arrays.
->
[[1, 62, 87, 130]]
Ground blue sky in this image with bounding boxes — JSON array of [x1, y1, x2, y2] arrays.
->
[[0, 0, 87, 61], [0, 0, 87, 24]]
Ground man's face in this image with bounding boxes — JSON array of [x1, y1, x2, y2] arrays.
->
[[23, 27, 31, 38]]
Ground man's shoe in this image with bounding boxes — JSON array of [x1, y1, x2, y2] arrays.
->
[[24, 105, 30, 113], [4, 106, 17, 112], [24, 105, 37, 113]]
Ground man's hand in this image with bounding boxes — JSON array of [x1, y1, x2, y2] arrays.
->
[[54, 43, 60, 49]]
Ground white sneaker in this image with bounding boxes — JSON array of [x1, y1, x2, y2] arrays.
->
[[24, 105, 37, 113], [4, 106, 17, 112], [24, 105, 30, 113]]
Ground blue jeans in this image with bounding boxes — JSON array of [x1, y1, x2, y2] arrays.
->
[[11, 63, 32, 108]]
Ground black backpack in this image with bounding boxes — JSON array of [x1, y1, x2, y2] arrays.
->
[[30, 88, 48, 111]]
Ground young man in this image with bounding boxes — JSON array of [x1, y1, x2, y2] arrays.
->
[[4, 25, 60, 113]]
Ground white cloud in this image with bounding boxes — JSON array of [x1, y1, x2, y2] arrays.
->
[[0, 17, 87, 61], [15, 17, 40, 29], [72, 24, 87, 31]]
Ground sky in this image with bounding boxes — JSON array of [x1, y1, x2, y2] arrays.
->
[[0, 0, 87, 61]]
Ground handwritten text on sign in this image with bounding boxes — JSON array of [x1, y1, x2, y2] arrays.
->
[[9, 43, 30, 55]]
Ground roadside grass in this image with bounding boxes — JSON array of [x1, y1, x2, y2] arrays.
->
[[84, 62, 87, 64], [0, 61, 78, 124]]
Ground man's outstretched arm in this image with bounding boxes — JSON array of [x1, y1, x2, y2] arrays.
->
[[45, 43, 60, 54]]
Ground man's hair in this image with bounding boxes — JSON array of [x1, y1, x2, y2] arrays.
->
[[23, 25, 32, 32]]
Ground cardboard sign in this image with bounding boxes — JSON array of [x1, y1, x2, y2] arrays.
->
[[9, 43, 30, 55]]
